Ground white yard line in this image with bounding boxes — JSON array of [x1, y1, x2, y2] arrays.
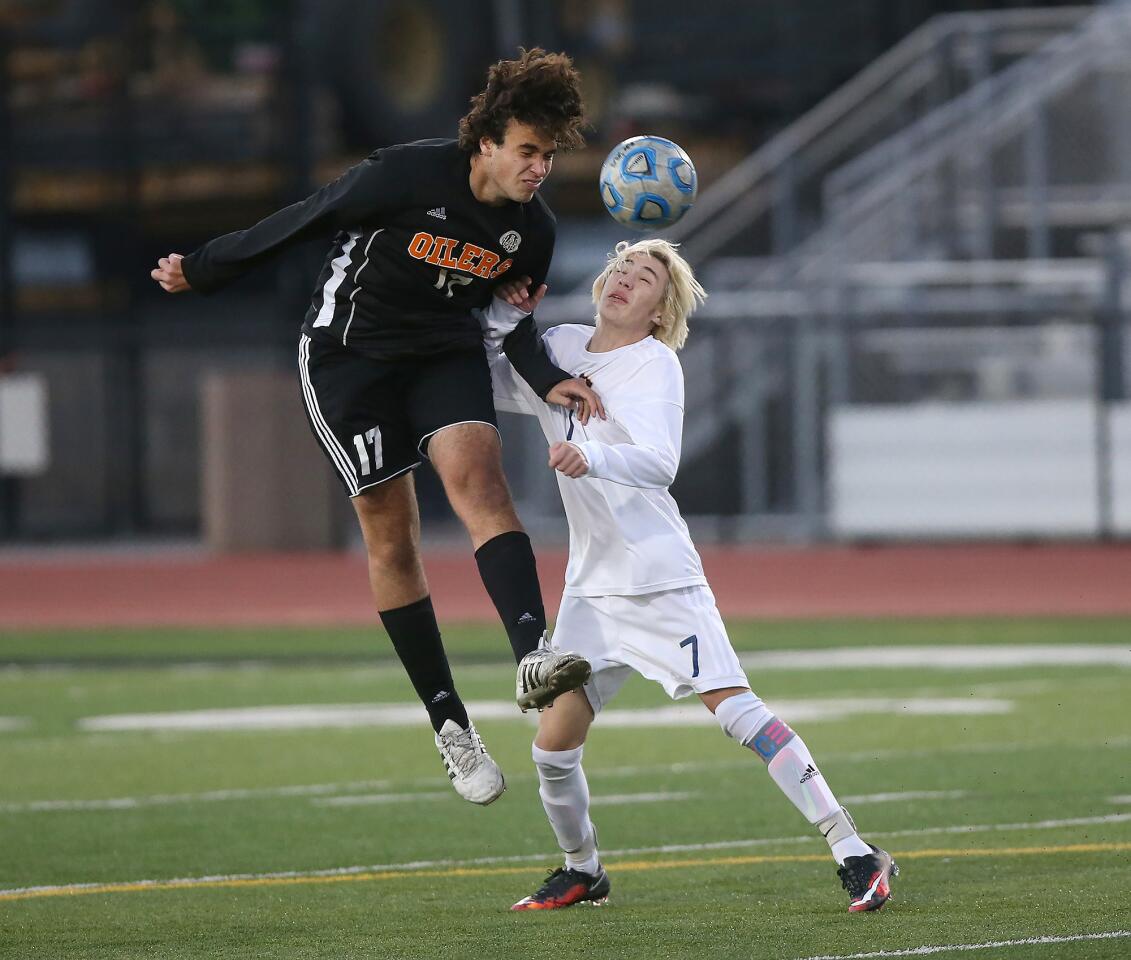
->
[[793, 930, 1131, 960], [3, 812, 1128, 900], [0, 717, 30, 731], [591, 791, 698, 806], [742, 645, 1130, 671], [8, 645, 1127, 678], [74, 700, 538, 732], [311, 792, 450, 807], [886, 812, 1131, 837], [74, 696, 1013, 733], [0, 780, 392, 813], [840, 790, 968, 804], [76, 703, 518, 732]]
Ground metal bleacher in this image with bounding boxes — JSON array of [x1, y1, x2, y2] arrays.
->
[[665, 5, 1093, 270]]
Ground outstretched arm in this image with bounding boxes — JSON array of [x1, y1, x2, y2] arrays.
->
[[152, 153, 397, 295]]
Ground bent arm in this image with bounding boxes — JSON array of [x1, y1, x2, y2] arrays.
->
[[482, 289, 605, 421], [482, 293, 571, 400], [572, 399, 683, 488], [502, 316, 571, 400]]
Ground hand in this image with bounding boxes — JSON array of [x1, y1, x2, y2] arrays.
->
[[494, 275, 547, 314], [546, 377, 606, 425], [151, 253, 191, 293], [549, 441, 588, 478]]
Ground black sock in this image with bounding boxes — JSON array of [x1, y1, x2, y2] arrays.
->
[[379, 596, 469, 734], [474, 530, 547, 662]]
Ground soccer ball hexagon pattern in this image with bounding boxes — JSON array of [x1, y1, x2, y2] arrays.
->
[[599, 135, 697, 231]]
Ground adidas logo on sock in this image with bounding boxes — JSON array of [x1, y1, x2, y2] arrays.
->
[[517, 612, 537, 624], [799, 764, 821, 784], [431, 690, 451, 703], [427, 207, 447, 219]]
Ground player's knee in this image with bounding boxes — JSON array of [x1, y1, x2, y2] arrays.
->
[[532, 742, 584, 780], [364, 536, 420, 577], [446, 460, 509, 505], [714, 691, 773, 746]]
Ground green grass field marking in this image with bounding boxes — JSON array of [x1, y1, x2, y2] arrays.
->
[[4, 841, 1127, 903]]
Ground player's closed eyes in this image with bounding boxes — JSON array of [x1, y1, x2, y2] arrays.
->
[[617, 261, 651, 284]]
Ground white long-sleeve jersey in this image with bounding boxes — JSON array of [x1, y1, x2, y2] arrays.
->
[[487, 316, 708, 598]]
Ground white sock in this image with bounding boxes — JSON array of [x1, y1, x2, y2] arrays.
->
[[532, 743, 599, 875], [715, 692, 872, 864]]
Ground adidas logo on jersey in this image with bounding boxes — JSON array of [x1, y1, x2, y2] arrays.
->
[[427, 207, 447, 220], [517, 612, 537, 624], [431, 690, 451, 704]]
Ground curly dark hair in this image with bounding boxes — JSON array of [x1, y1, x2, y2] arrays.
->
[[458, 48, 586, 153]]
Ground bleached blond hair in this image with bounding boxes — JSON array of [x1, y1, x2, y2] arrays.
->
[[590, 238, 706, 351]]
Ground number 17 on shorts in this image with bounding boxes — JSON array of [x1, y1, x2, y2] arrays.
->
[[353, 427, 383, 476]]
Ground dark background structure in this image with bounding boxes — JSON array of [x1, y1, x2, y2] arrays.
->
[[0, 0, 1092, 541]]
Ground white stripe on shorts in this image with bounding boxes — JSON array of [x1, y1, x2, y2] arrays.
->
[[298, 335, 358, 495]]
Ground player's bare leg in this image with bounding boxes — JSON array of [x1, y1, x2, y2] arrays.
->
[[533, 687, 594, 752], [429, 423, 591, 706], [352, 473, 428, 609], [706, 686, 898, 911], [353, 474, 503, 805], [512, 690, 608, 911]]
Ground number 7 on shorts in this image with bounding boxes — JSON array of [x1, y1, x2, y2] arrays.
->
[[679, 634, 699, 678]]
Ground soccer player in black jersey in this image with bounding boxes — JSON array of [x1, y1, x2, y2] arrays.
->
[[151, 49, 598, 805]]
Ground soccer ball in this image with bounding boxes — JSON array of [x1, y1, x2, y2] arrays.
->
[[598, 135, 697, 231]]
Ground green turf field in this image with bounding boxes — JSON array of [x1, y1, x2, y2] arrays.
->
[[2, 619, 1129, 960]]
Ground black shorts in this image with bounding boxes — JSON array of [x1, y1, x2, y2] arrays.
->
[[298, 334, 499, 496]]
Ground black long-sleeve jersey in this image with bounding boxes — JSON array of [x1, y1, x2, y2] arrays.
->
[[181, 139, 567, 392]]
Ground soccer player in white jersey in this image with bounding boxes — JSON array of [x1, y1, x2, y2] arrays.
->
[[481, 239, 899, 914]]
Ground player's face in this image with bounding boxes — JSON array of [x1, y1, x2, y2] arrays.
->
[[479, 121, 557, 203], [598, 253, 669, 333]]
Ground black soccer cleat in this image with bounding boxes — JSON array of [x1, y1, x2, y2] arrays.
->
[[838, 844, 899, 913], [511, 865, 611, 911]]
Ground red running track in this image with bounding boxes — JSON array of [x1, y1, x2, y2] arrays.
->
[[1, 544, 1129, 628]]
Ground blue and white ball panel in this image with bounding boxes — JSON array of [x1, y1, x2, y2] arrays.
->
[[620, 145, 660, 181], [600, 180, 624, 213], [669, 156, 696, 193], [633, 193, 672, 223]]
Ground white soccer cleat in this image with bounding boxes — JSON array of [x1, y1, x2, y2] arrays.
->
[[434, 719, 505, 805], [516, 642, 592, 712]]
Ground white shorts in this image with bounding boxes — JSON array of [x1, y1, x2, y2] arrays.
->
[[551, 585, 750, 715]]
